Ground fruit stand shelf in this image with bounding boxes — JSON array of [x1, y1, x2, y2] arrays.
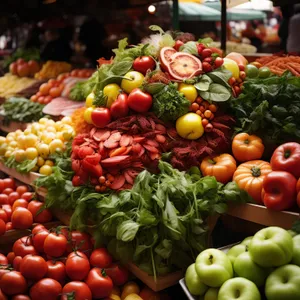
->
[[227, 203, 299, 229]]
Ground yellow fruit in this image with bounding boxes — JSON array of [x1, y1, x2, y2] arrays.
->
[[17, 135, 26, 149], [84, 107, 94, 124], [86, 92, 95, 107], [44, 160, 54, 167], [24, 134, 38, 148], [54, 121, 63, 131], [41, 132, 56, 144], [9, 141, 18, 148], [121, 71, 144, 94], [123, 294, 142, 300], [24, 128, 31, 135], [25, 147, 38, 160], [62, 129, 74, 141], [176, 113, 204, 140], [0, 143, 8, 156], [37, 156, 45, 167], [39, 118, 48, 125], [32, 165, 39, 172], [178, 83, 197, 103], [46, 119, 56, 126], [61, 116, 72, 125], [56, 132, 64, 141], [15, 129, 22, 136], [121, 282, 140, 300], [103, 84, 121, 108], [223, 58, 240, 79], [4, 150, 12, 158], [39, 165, 52, 175], [107, 295, 121, 300], [0, 137, 6, 145], [37, 143, 50, 158], [47, 126, 56, 133], [15, 149, 26, 163], [7, 132, 16, 139], [30, 124, 41, 135], [49, 139, 64, 154], [6, 136, 15, 143]]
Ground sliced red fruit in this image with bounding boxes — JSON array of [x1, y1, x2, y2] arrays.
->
[[167, 52, 202, 80], [159, 47, 177, 71]]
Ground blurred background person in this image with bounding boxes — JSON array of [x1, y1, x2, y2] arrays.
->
[[287, 4, 300, 54]]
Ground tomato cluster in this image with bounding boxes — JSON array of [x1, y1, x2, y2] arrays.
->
[[229, 64, 246, 98], [9, 59, 40, 78], [0, 177, 52, 235]]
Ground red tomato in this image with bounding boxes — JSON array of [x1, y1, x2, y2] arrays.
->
[[110, 93, 129, 119], [0, 267, 10, 280], [37, 96, 45, 104], [7, 252, 16, 264], [28, 60, 40, 76], [12, 199, 28, 211], [0, 254, 8, 265], [57, 73, 69, 81], [0, 180, 4, 192], [46, 260, 66, 283], [33, 229, 49, 252], [0, 288, 8, 300], [66, 230, 92, 253], [0, 194, 8, 204], [39, 83, 51, 96], [32, 224, 46, 235], [13, 256, 23, 271], [0, 209, 8, 222], [127, 88, 153, 113], [85, 268, 113, 299], [3, 178, 15, 189], [17, 63, 30, 77], [8, 192, 21, 205], [133, 56, 156, 75], [11, 208, 33, 230], [91, 108, 111, 128], [16, 58, 26, 65], [61, 281, 92, 300], [5, 222, 12, 231], [13, 236, 38, 257], [3, 188, 14, 196], [10, 62, 18, 75], [0, 219, 5, 236], [27, 201, 52, 223], [105, 263, 129, 286], [0, 271, 27, 295], [70, 70, 79, 77], [65, 252, 90, 280], [16, 186, 29, 196], [43, 95, 53, 104], [60, 227, 70, 239], [44, 233, 67, 257], [139, 287, 161, 300], [20, 255, 47, 281], [90, 248, 113, 268], [21, 192, 33, 202], [30, 278, 62, 300], [49, 86, 62, 98], [12, 295, 31, 300], [2, 204, 11, 220]]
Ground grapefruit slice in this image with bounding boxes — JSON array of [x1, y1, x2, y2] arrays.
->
[[167, 52, 202, 80], [159, 47, 177, 71]]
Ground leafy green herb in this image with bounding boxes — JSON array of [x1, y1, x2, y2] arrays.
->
[[194, 75, 213, 92], [179, 41, 199, 56], [198, 37, 213, 47], [4, 156, 38, 174], [207, 68, 232, 88], [199, 83, 231, 102]]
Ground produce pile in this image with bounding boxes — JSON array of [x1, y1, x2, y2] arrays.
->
[[184, 226, 300, 300], [9, 58, 41, 78]]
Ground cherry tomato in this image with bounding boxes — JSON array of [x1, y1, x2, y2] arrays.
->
[[43, 95, 53, 104], [33, 229, 49, 252], [8, 192, 20, 205], [0, 219, 5, 236], [20, 255, 47, 281], [11, 208, 33, 230], [49, 86, 62, 98], [133, 56, 156, 75], [0, 209, 7, 222], [61, 281, 92, 300], [39, 83, 51, 96], [27, 200, 52, 223], [0, 194, 8, 204], [202, 62, 213, 73], [90, 248, 113, 268], [2, 204, 11, 220], [30, 278, 62, 300], [13, 256, 23, 271], [12, 199, 28, 211], [44, 233, 67, 257], [21, 192, 33, 202], [65, 252, 90, 281], [28, 60, 40, 76], [46, 260, 66, 283], [66, 230, 92, 253], [91, 108, 111, 129], [127, 88, 152, 113], [13, 236, 38, 257], [16, 186, 29, 196], [3, 188, 14, 196], [105, 263, 129, 286], [37, 96, 45, 104], [0, 267, 10, 280], [7, 252, 15, 264], [71, 70, 79, 77], [0, 254, 8, 265], [139, 287, 161, 300], [12, 295, 31, 300], [85, 268, 113, 299], [214, 57, 224, 69], [6, 222, 12, 231], [0, 271, 27, 295], [32, 224, 46, 235], [3, 178, 15, 189], [202, 48, 213, 58]]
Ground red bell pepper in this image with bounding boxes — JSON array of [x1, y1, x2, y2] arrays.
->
[[262, 171, 297, 211], [270, 142, 300, 178]]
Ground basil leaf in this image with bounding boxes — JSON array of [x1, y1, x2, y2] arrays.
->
[[110, 60, 133, 76], [117, 220, 139, 242], [179, 41, 198, 56], [200, 83, 231, 102], [207, 68, 232, 88], [194, 75, 213, 92]]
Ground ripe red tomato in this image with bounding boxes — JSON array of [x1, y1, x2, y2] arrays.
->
[[28, 60, 40, 76], [17, 63, 30, 77], [0, 179, 4, 192], [105, 263, 129, 286], [46, 260, 66, 283], [139, 287, 161, 300], [5, 222, 12, 231], [90, 248, 113, 268], [0, 267, 10, 280], [27, 201, 52, 223], [66, 231, 92, 253], [32, 229, 49, 252], [7, 252, 15, 264], [0, 194, 8, 204], [133, 56, 156, 75], [61, 281, 92, 300], [0, 271, 27, 295], [0, 254, 8, 265], [3, 178, 15, 189], [3, 188, 14, 196], [85, 268, 113, 299], [12, 199, 28, 211], [65, 252, 90, 281], [20, 255, 47, 281], [21, 192, 33, 202], [13, 236, 38, 257], [2, 204, 11, 220], [13, 256, 23, 271], [0, 209, 8, 222], [9, 62, 18, 75], [0, 289, 8, 300], [16, 186, 29, 196], [127, 88, 153, 113], [16, 58, 26, 65], [110, 93, 129, 119], [30, 278, 62, 300], [91, 107, 111, 128], [11, 208, 33, 230], [12, 295, 31, 300], [44, 233, 67, 257], [0, 219, 5, 236], [32, 224, 46, 235], [8, 192, 20, 205]]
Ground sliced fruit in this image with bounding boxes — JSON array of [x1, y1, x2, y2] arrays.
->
[[167, 52, 202, 80], [159, 47, 177, 71]]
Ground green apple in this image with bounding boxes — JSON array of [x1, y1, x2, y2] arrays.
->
[[185, 263, 207, 296], [204, 288, 219, 300], [241, 236, 253, 246], [227, 244, 246, 264], [218, 277, 261, 300], [249, 226, 293, 267], [265, 264, 300, 300], [233, 252, 268, 287], [292, 235, 300, 266], [195, 248, 233, 287]]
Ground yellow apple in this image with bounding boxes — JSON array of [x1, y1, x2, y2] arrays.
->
[[223, 58, 240, 79], [176, 113, 204, 140], [121, 71, 144, 94]]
